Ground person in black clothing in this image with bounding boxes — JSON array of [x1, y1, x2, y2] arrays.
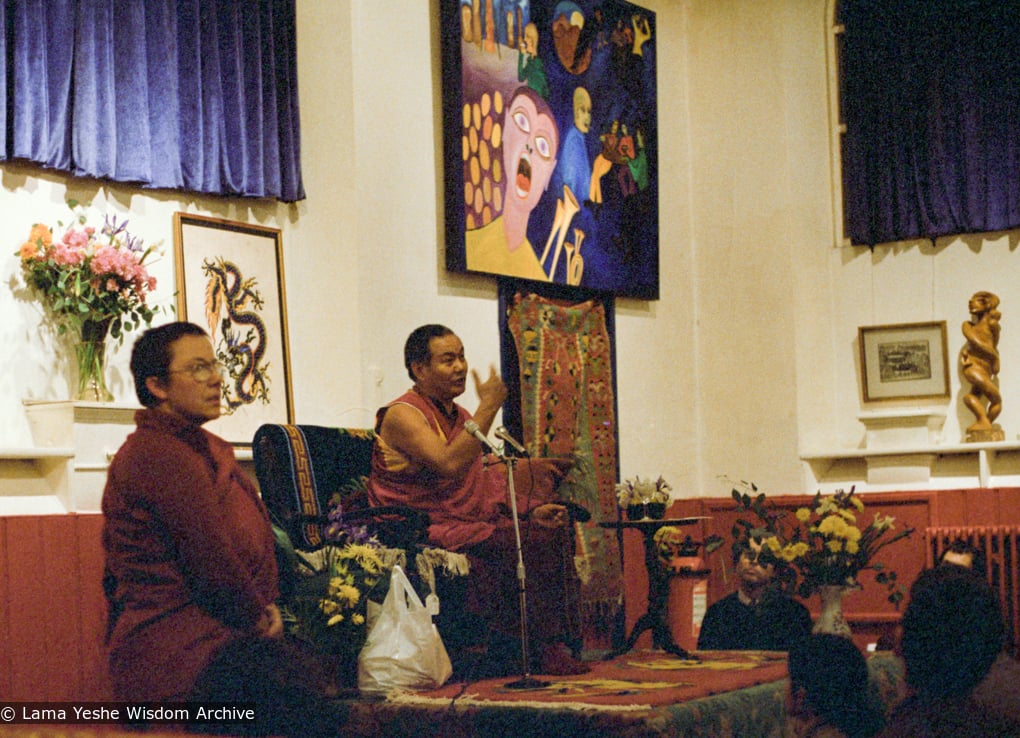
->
[[937, 537, 986, 577], [697, 537, 811, 651], [786, 633, 885, 738], [876, 565, 1019, 737]]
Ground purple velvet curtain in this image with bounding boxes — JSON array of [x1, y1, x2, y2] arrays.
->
[[841, 0, 1020, 246], [1, 0, 304, 202]]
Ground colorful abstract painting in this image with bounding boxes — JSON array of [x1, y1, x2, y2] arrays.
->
[[443, 0, 659, 299]]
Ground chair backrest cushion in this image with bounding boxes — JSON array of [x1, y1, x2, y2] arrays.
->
[[252, 424, 375, 550]]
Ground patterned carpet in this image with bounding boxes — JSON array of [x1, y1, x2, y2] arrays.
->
[[342, 649, 796, 738]]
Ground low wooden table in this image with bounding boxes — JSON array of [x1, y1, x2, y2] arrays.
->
[[599, 516, 708, 659]]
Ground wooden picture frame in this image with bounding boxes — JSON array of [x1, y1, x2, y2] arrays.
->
[[173, 213, 293, 445], [440, 0, 660, 299], [858, 321, 950, 402]]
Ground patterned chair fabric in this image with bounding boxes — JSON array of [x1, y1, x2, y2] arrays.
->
[[254, 423, 480, 660], [252, 424, 429, 552]]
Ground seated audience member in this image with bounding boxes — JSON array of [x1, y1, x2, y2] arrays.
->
[[786, 633, 885, 738], [877, 537, 990, 651], [366, 324, 588, 676], [102, 322, 282, 701], [697, 537, 812, 651], [937, 537, 986, 576], [877, 565, 1020, 737], [935, 537, 1020, 726]]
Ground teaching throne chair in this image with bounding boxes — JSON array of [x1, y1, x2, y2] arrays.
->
[[251, 424, 477, 661]]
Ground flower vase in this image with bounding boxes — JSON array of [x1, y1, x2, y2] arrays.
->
[[75, 319, 114, 402], [645, 502, 667, 520], [813, 585, 853, 638], [625, 504, 646, 521]]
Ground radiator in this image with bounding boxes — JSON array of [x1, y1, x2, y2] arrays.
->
[[924, 525, 1020, 656]]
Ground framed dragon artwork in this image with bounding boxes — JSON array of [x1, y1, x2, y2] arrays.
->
[[173, 213, 294, 445]]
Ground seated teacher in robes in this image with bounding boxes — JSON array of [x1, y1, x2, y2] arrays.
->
[[366, 324, 588, 676], [102, 322, 282, 701]]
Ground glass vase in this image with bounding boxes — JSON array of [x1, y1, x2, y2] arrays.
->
[[75, 319, 114, 402]]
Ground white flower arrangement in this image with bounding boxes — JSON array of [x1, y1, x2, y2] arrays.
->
[[616, 475, 672, 507]]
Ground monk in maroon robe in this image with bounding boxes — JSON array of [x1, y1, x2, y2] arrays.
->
[[367, 324, 588, 676]]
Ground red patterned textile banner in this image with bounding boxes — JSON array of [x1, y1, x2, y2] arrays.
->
[[506, 291, 622, 622]]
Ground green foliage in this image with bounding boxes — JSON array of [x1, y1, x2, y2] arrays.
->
[[14, 201, 167, 343], [730, 483, 914, 606]]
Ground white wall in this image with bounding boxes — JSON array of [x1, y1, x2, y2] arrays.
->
[[2, 0, 1018, 502]]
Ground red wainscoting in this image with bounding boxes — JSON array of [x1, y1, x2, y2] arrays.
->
[[620, 487, 1020, 653], [0, 514, 112, 701], [5, 488, 1020, 699]]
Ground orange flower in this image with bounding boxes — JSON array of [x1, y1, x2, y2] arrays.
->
[[18, 241, 38, 259], [28, 223, 52, 247]]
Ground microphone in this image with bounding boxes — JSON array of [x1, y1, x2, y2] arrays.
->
[[494, 426, 529, 457], [464, 420, 493, 452]]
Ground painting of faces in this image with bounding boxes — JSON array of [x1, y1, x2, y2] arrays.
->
[[443, 0, 659, 300]]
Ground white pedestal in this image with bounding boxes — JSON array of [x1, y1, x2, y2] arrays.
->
[[858, 409, 947, 449], [17, 400, 138, 513], [22, 400, 75, 447], [856, 409, 948, 484]]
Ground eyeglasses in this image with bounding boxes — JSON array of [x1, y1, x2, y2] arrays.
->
[[168, 360, 227, 382]]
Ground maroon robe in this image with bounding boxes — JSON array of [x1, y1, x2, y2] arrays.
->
[[102, 409, 279, 701], [366, 388, 579, 643]]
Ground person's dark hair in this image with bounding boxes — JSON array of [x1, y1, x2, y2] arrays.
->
[[788, 634, 885, 738], [730, 535, 775, 566], [900, 565, 1005, 698], [937, 537, 987, 578], [130, 322, 208, 407], [404, 324, 454, 381], [731, 537, 756, 566]]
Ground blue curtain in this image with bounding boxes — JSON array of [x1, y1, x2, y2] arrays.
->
[[842, 0, 1020, 246], [1, 0, 304, 202]]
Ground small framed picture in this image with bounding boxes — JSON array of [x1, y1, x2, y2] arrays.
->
[[858, 321, 950, 402], [173, 213, 293, 445]]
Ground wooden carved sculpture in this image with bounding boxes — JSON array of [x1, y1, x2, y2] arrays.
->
[[961, 291, 1004, 442]]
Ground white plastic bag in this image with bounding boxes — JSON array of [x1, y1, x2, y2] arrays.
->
[[357, 564, 452, 695]]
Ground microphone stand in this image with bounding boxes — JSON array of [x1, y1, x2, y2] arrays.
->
[[497, 442, 549, 690]]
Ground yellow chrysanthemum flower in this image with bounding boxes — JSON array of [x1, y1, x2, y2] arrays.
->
[[850, 496, 865, 512], [335, 584, 361, 608], [817, 514, 846, 536], [827, 540, 843, 553], [327, 614, 344, 627], [796, 507, 811, 522], [846, 541, 860, 554], [351, 613, 365, 626], [320, 598, 339, 615]]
